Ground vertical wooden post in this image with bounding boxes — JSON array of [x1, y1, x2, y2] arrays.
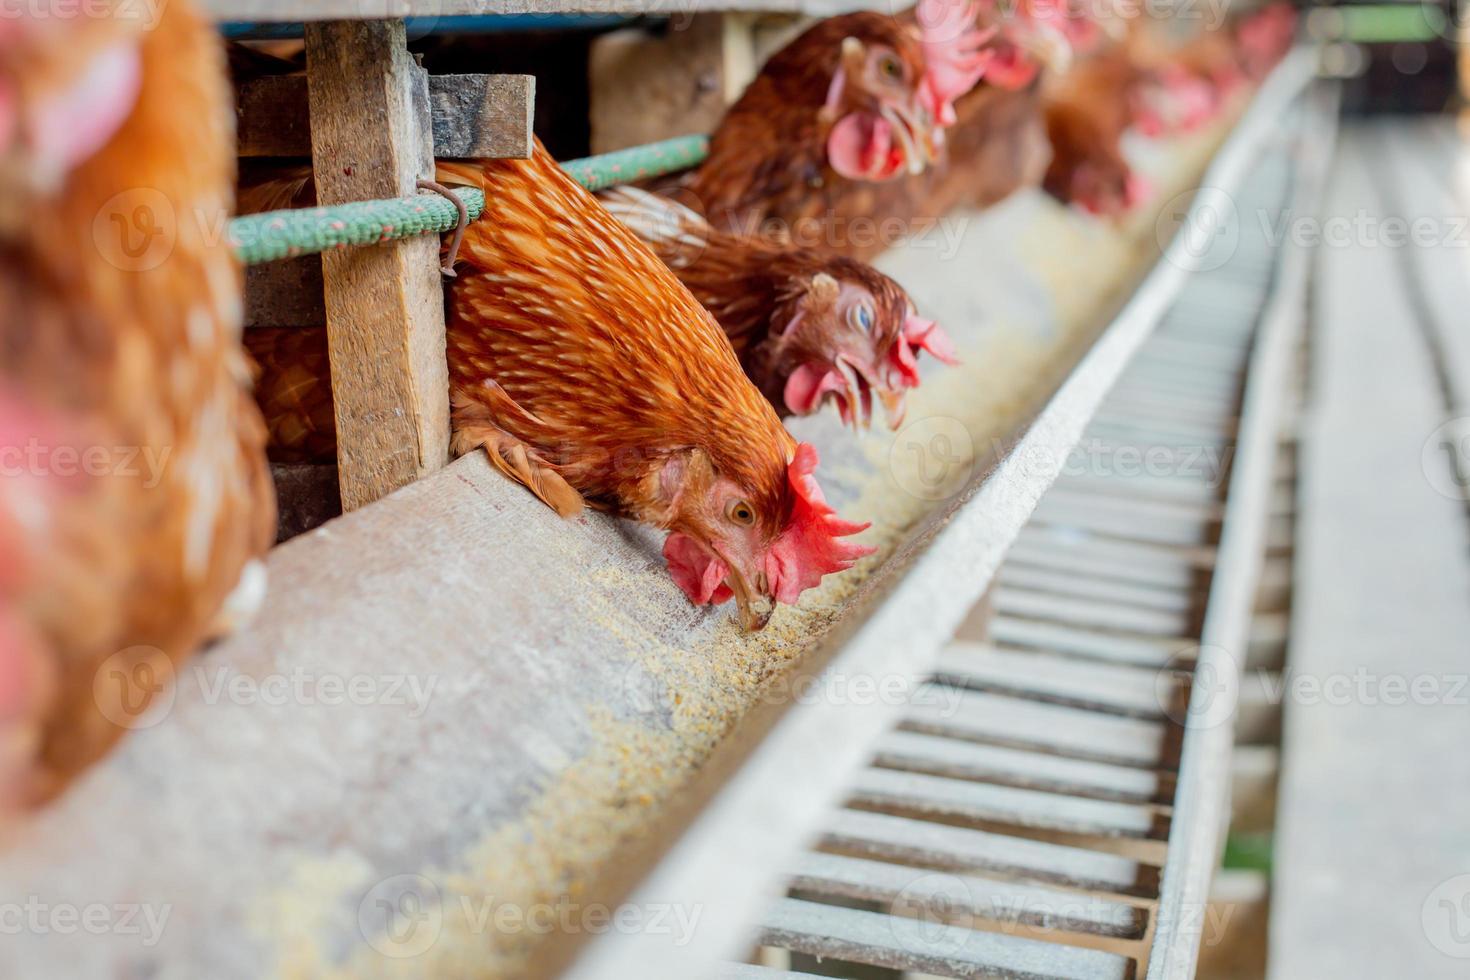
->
[[304, 19, 450, 511]]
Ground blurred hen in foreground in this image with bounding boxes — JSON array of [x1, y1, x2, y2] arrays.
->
[[0, 1, 275, 808]]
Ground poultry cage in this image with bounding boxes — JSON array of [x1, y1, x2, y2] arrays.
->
[[0, 2, 1339, 979]]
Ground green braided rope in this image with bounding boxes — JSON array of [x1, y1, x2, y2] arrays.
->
[[229, 187, 487, 266], [228, 135, 710, 266], [559, 134, 709, 193]]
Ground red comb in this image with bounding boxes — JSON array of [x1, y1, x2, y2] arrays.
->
[[887, 314, 960, 389], [916, 0, 997, 128], [765, 444, 874, 605]]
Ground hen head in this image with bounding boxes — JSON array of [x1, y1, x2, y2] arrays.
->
[[0, 10, 145, 217], [806, 5, 994, 182], [764, 259, 956, 430], [659, 444, 873, 630], [815, 13, 939, 182]]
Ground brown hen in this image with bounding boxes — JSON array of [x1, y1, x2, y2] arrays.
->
[[1041, 44, 1152, 216], [429, 146, 871, 630], [682, 1, 994, 257]]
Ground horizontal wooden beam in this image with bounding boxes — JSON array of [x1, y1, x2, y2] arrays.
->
[[238, 72, 534, 159]]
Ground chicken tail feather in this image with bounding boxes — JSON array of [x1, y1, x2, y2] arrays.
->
[[451, 390, 585, 519]]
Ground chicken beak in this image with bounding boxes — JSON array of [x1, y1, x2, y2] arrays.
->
[[880, 99, 934, 176], [878, 388, 908, 429], [727, 565, 773, 631]]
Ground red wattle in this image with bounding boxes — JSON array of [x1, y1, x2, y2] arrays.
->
[[784, 363, 847, 416], [662, 533, 732, 605], [827, 113, 904, 182]]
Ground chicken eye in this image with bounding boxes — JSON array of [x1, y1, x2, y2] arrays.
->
[[726, 500, 756, 526], [848, 302, 875, 334], [877, 54, 904, 80]]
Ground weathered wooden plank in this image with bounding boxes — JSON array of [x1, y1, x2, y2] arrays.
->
[[997, 564, 1197, 615], [305, 20, 450, 509], [873, 730, 1167, 804], [1096, 389, 1239, 427], [902, 687, 1173, 770], [239, 72, 535, 159], [758, 898, 1137, 980], [990, 616, 1195, 669], [1089, 408, 1237, 444], [1116, 370, 1241, 404], [821, 810, 1159, 898], [850, 769, 1167, 840], [934, 642, 1174, 720], [1039, 486, 1224, 523], [1004, 540, 1203, 590], [993, 585, 1194, 637], [788, 852, 1148, 939], [1016, 527, 1216, 571], [1028, 505, 1216, 550], [1052, 470, 1224, 506]]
